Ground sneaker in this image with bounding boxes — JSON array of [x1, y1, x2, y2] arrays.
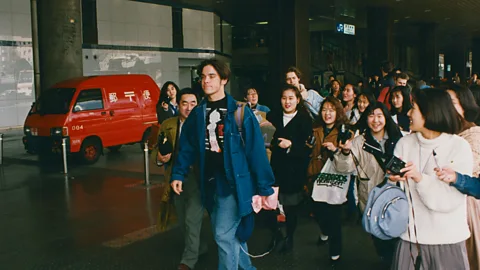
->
[[330, 255, 341, 269], [330, 256, 341, 269], [317, 234, 329, 246]]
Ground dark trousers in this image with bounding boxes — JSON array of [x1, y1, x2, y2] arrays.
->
[[346, 175, 357, 215], [314, 202, 343, 257], [266, 204, 300, 238], [372, 236, 398, 265]]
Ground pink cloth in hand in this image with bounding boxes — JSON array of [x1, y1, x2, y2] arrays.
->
[[252, 187, 279, 213]]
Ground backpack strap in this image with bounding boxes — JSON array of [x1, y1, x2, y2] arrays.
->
[[235, 101, 246, 133], [235, 102, 247, 146]]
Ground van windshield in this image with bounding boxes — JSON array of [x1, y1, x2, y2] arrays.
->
[[36, 88, 76, 114]]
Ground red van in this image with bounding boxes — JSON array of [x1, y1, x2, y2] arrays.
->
[[23, 74, 160, 164]]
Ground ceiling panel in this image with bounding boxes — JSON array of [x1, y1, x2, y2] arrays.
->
[[137, 0, 480, 43]]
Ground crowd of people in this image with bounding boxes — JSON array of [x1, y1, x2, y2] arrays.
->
[[151, 58, 480, 270]]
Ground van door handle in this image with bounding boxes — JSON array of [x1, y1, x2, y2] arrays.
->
[[109, 110, 115, 116], [101, 111, 106, 116]]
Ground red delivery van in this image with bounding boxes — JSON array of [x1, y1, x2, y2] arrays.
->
[[23, 74, 160, 164]]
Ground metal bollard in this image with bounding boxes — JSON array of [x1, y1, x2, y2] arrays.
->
[[0, 134, 3, 166], [144, 142, 150, 186], [62, 138, 68, 174]]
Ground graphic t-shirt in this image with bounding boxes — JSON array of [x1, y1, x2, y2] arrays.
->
[[205, 97, 227, 179]]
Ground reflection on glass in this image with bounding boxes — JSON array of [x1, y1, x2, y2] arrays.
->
[[36, 88, 76, 115]]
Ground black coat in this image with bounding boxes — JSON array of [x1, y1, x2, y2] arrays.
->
[[267, 111, 312, 194], [157, 103, 177, 124]]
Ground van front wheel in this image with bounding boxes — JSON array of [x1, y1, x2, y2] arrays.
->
[[80, 138, 102, 164]]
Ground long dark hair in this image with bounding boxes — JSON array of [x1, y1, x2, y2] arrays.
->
[[160, 81, 180, 102], [313, 96, 347, 129], [280, 84, 309, 116], [357, 92, 376, 112], [389, 86, 412, 116], [442, 83, 480, 124], [341, 83, 360, 108], [470, 85, 480, 126], [330, 80, 342, 97], [356, 101, 402, 142]]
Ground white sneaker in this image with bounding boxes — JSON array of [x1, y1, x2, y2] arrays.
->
[[331, 255, 340, 261], [320, 234, 329, 241]]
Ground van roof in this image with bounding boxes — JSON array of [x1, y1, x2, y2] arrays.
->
[[53, 74, 156, 89]]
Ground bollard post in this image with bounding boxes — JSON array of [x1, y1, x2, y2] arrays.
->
[[144, 142, 150, 186], [62, 138, 68, 175], [0, 133, 3, 166]]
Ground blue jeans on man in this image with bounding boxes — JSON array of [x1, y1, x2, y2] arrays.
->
[[210, 193, 256, 270]]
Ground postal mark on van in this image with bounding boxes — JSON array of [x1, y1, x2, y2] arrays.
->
[[109, 93, 118, 103], [22, 74, 160, 164], [124, 91, 135, 101]]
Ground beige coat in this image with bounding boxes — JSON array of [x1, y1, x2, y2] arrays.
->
[[460, 126, 480, 270], [334, 134, 386, 212]]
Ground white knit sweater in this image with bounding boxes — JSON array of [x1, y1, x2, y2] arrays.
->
[[395, 132, 473, 245]]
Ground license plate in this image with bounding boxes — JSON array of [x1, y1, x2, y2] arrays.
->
[[31, 128, 38, 136]]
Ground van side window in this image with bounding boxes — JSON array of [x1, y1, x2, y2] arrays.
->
[[74, 89, 104, 112]]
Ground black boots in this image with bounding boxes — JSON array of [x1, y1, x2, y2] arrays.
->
[[281, 236, 293, 253], [268, 228, 284, 251]]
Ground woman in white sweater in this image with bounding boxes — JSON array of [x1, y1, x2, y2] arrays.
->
[[389, 88, 473, 269]]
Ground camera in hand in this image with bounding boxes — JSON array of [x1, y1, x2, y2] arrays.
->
[[306, 133, 316, 146], [159, 95, 171, 106], [157, 132, 173, 155], [337, 124, 352, 144], [385, 155, 406, 176]]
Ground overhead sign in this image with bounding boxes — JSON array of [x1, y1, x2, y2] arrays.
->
[[336, 23, 355, 36]]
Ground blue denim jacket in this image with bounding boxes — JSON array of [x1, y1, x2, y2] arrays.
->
[[305, 90, 324, 118], [171, 93, 275, 216], [452, 173, 480, 199], [255, 104, 270, 114]]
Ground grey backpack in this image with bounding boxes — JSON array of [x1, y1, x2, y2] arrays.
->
[[362, 181, 409, 240]]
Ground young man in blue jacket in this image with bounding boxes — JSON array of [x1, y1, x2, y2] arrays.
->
[[171, 59, 275, 270]]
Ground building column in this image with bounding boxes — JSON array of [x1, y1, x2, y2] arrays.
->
[[472, 38, 480, 75], [418, 23, 438, 80], [366, 7, 393, 76], [267, 0, 310, 108], [36, 0, 83, 93], [445, 39, 468, 83]]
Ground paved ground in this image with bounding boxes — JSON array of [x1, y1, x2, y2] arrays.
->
[[0, 130, 386, 270]]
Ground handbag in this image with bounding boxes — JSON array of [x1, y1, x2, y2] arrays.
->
[[311, 158, 350, 205]]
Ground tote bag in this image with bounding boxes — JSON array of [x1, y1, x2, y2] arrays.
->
[[311, 158, 350, 205]]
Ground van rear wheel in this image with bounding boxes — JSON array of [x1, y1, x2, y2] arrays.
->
[[107, 145, 122, 152], [80, 138, 102, 164]]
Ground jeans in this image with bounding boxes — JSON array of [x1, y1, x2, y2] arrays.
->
[[210, 194, 256, 270]]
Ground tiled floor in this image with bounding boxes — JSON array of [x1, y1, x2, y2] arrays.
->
[[0, 133, 385, 270]]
